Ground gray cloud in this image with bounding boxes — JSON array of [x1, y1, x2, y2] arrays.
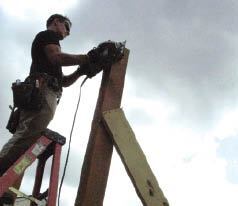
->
[[0, 0, 237, 153], [1, 0, 237, 161], [62, 0, 238, 131], [1, 1, 238, 201]]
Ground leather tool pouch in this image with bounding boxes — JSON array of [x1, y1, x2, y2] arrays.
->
[[6, 80, 43, 134], [12, 81, 43, 111]]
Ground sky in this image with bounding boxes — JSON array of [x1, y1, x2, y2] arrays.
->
[[0, 0, 238, 205]]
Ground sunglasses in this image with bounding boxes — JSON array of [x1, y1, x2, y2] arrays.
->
[[64, 21, 71, 33]]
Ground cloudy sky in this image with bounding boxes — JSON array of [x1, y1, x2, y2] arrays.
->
[[1, 0, 238, 205]]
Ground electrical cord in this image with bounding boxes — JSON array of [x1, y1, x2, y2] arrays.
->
[[57, 76, 88, 206]]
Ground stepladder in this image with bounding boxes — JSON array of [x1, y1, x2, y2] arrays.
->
[[0, 129, 66, 206]]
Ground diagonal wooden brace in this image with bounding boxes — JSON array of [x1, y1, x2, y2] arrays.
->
[[102, 108, 169, 206]]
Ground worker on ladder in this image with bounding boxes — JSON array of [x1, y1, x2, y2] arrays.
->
[[0, 14, 101, 205]]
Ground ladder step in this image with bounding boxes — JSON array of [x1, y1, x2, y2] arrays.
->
[[9, 187, 47, 206], [43, 129, 66, 145]]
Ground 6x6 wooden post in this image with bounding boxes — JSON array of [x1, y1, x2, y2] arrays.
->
[[75, 49, 129, 206]]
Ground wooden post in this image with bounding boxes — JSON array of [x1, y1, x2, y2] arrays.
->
[[75, 49, 129, 206]]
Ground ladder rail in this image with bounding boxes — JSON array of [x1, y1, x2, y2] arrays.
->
[[47, 143, 62, 206], [0, 136, 52, 197], [0, 130, 66, 206]]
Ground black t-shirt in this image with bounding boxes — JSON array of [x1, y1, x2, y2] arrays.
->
[[30, 30, 63, 84]]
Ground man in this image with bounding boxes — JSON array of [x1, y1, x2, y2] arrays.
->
[[0, 14, 98, 205]]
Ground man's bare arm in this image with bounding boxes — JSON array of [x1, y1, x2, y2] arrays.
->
[[61, 69, 86, 87], [44, 44, 89, 66]]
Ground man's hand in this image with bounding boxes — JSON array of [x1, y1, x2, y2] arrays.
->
[[87, 48, 100, 64], [78, 63, 103, 78]]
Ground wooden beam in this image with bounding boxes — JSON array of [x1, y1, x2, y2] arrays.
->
[[102, 108, 169, 206], [75, 49, 129, 206]]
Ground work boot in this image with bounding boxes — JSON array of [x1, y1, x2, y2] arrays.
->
[[0, 193, 14, 206]]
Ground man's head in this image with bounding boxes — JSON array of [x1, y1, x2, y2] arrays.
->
[[46, 14, 72, 39]]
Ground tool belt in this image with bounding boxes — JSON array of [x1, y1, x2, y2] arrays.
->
[[6, 73, 62, 134], [13, 73, 61, 110], [25, 73, 62, 94], [12, 80, 42, 111]]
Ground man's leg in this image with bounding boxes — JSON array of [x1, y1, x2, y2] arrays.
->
[[0, 108, 53, 174], [0, 87, 58, 205], [0, 87, 58, 175]]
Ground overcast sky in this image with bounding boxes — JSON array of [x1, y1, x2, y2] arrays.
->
[[1, 0, 238, 206]]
